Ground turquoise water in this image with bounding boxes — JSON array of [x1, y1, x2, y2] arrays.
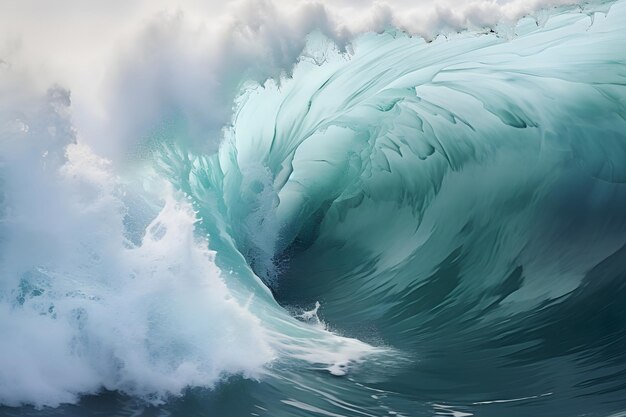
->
[[1, 1, 626, 416]]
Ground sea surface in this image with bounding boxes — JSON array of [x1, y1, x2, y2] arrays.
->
[[1, 1, 626, 416]]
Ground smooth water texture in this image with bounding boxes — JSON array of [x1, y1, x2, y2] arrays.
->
[[1, 1, 626, 416]]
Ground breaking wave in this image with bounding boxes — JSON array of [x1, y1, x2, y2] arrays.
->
[[1, 1, 626, 416]]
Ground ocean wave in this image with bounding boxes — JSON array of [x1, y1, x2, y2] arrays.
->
[[1, 0, 626, 416]]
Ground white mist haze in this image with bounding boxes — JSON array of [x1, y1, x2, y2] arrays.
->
[[0, 0, 603, 160]]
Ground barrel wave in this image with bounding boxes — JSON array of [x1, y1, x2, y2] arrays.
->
[[1, 1, 626, 416]]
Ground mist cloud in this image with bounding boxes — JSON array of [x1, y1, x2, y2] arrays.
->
[[0, 0, 610, 160]]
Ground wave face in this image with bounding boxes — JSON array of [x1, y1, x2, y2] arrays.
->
[[2, 1, 626, 416]]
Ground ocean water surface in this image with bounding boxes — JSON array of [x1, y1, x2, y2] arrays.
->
[[1, 1, 626, 416]]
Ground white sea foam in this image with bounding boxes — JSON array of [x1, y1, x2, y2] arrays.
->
[[0, 90, 274, 407], [0, 83, 383, 408]]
